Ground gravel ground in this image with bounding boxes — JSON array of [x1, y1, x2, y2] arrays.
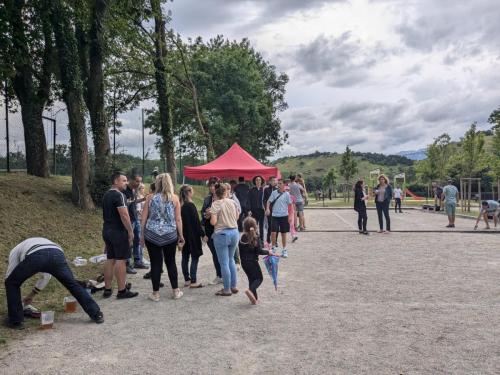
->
[[1, 210, 499, 374]]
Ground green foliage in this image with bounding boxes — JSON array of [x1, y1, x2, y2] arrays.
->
[[176, 36, 289, 161], [415, 133, 455, 182], [339, 146, 358, 183], [322, 168, 338, 190], [459, 122, 486, 178]]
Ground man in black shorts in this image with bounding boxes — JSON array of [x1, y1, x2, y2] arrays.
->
[[265, 179, 292, 258], [102, 171, 139, 299]]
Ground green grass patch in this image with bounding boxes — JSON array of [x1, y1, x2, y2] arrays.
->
[[0, 172, 207, 343]]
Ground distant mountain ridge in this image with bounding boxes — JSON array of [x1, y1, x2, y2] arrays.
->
[[397, 149, 427, 161]]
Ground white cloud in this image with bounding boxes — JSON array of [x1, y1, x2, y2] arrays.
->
[[2, 0, 499, 162]]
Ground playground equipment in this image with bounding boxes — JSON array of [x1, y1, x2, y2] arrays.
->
[[369, 169, 380, 187], [405, 188, 424, 200], [495, 179, 500, 200], [460, 177, 481, 212], [368, 169, 381, 197]]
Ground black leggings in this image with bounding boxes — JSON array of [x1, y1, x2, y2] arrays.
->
[[207, 237, 221, 278], [241, 260, 263, 300], [375, 201, 391, 231], [252, 209, 265, 241], [266, 216, 272, 244], [357, 208, 367, 231], [395, 198, 402, 212], [145, 240, 178, 291]]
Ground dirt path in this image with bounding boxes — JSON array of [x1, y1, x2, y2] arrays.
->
[[1, 210, 499, 374]]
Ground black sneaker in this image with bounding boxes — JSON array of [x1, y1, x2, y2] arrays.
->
[[91, 311, 104, 324], [143, 271, 151, 279], [116, 290, 139, 299], [134, 262, 149, 270], [363, 231, 370, 235], [126, 265, 137, 274], [159, 282, 164, 288], [102, 288, 113, 298], [3, 319, 24, 330]]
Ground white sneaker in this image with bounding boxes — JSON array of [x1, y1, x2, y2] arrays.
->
[[142, 259, 150, 266], [281, 249, 288, 258], [173, 289, 183, 299]]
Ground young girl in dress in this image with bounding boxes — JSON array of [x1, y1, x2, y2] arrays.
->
[[239, 217, 274, 304]]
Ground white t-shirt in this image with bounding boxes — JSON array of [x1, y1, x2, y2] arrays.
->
[[394, 188, 403, 199], [5, 238, 64, 291]]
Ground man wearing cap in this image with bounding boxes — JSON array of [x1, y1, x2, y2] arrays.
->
[[441, 179, 459, 228]]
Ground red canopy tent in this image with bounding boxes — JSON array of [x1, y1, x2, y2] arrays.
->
[[183, 143, 280, 181]]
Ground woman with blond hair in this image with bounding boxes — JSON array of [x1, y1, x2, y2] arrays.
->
[[374, 174, 392, 233], [141, 173, 185, 301], [210, 183, 240, 296]]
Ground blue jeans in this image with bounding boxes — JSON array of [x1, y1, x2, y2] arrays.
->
[[132, 220, 143, 264], [213, 228, 239, 290], [5, 248, 101, 325]]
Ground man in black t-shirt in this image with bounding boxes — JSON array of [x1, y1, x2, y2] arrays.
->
[[234, 176, 250, 231], [102, 171, 139, 299], [262, 176, 277, 245]]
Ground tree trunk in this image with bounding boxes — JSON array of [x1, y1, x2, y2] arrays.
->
[[6, 0, 50, 177], [50, 0, 95, 209], [192, 87, 215, 161], [151, 0, 176, 183], [87, 0, 111, 202]]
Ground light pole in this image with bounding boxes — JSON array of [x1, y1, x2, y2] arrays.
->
[[42, 116, 56, 175], [142, 108, 145, 177], [4, 81, 10, 172]]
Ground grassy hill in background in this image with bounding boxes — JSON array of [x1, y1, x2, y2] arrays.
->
[[273, 151, 415, 188]]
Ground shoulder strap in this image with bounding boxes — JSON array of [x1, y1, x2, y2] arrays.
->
[[270, 192, 285, 204]]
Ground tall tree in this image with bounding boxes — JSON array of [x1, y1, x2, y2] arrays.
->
[[75, 0, 111, 201], [339, 146, 358, 202], [2, 0, 52, 177], [488, 108, 500, 180], [322, 168, 338, 199], [169, 32, 215, 160], [149, 0, 176, 182], [49, 0, 94, 209], [460, 122, 485, 178], [415, 133, 454, 183]]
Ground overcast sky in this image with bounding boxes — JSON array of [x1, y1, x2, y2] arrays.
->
[[2, 0, 499, 160]]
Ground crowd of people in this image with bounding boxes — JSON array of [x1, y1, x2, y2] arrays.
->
[[354, 176, 500, 233], [3, 170, 310, 329], [6, 169, 498, 330]]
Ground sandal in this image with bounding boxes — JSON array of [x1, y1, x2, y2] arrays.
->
[[215, 289, 232, 296], [148, 293, 160, 302], [231, 287, 239, 294]]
